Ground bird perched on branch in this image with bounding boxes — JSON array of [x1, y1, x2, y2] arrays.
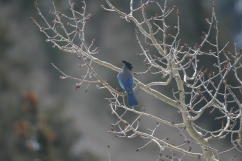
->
[[117, 60, 138, 106]]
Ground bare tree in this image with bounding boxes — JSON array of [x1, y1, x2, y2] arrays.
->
[[32, 0, 242, 161]]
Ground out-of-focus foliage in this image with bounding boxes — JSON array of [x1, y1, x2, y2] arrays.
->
[[0, 1, 100, 160], [0, 88, 97, 161]]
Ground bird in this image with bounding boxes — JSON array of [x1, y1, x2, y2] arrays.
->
[[117, 60, 138, 106]]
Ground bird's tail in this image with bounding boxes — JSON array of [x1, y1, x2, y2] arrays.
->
[[127, 91, 138, 106]]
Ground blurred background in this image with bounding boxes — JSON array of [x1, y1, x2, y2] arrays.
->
[[0, 0, 242, 161]]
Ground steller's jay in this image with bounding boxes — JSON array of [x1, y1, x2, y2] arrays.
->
[[117, 60, 138, 106]]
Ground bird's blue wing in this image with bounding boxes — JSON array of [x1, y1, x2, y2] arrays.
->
[[117, 74, 125, 90], [126, 76, 134, 90], [117, 72, 134, 91]]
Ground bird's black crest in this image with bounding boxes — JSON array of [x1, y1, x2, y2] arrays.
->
[[122, 60, 133, 70]]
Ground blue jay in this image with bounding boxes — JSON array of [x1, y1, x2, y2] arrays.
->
[[117, 60, 138, 106]]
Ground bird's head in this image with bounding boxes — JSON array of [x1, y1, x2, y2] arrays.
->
[[122, 60, 133, 70]]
